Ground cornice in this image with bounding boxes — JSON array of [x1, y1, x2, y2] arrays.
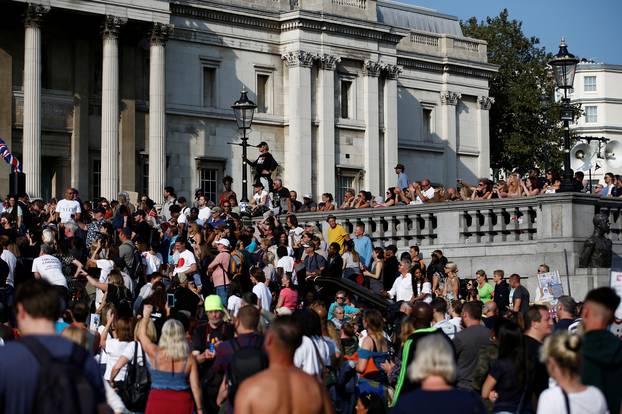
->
[[398, 57, 495, 80]]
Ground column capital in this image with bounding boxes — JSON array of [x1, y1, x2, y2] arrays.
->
[[318, 54, 340, 71], [363, 60, 382, 77], [382, 64, 401, 80], [479, 96, 494, 110], [102, 15, 127, 39], [440, 91, 461, 106], [282, 51, 315, 68], [25, 3, 49, 28], [150, 23, 174, 46]]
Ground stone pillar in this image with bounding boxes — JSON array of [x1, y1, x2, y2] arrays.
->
[[148, 23, 172, 205], [23, 4, 48, 199], [0, 48, 13, 196], [71, 39, 90, 193], [478, 96, 493, 178], [282, 51, 314, 195], [100, 16, 125, 201], [317, 54, 339, 196], [383, 64, 400, 192], [363, 60, 381, 196], [440, 90, 460, 186]]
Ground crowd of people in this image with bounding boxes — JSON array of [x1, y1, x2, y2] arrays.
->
[[0, 172, 620, 414]]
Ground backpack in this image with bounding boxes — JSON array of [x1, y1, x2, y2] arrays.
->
[[20, 336, 98, 414], [227, 336, 268, 404], [129, 247, 145, 282]]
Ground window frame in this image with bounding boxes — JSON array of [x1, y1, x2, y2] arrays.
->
[[196, 158, 226, 205], [584, 105, 598, 123], [339, 75, 356, 120], [335, 166, 364, 204], [200, 57, 221, 108], [584, 75, 596, 92]]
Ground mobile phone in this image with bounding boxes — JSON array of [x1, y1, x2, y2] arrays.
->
[[167, 293, 176, 308]]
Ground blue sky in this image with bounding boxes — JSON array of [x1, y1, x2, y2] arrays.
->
[[401, 0, 622, 64]]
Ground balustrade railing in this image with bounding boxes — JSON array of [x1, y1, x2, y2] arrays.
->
[[279, 193, 622, 249]]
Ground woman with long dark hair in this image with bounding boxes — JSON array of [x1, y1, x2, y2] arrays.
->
[[482, 319, 531, 413]]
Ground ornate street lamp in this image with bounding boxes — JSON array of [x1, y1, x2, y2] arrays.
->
[[549, 38, 579, 192], [231, 89, 257, 206]]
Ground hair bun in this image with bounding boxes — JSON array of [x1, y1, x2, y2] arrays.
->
[[564, 334, 581, 352]]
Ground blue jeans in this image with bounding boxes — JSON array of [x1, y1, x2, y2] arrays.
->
[[215, 285, 228, 306]]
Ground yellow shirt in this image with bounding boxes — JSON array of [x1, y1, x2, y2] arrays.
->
[[328, 224, 349, 253]]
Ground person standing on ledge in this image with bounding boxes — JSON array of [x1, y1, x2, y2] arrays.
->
[[246, 141, 278, 192]]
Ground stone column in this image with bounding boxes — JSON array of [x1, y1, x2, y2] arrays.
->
[[440, 90, 460, 185], [363, 60, 381, 196], [23, 4, 48, 199], [383, 64, 400, 192], [148, 23, 172, 205], [317, 54, 339, 196], [71, 39, 90, 193], [478, 96, 494, 178], [282, 51, 314, 196], [100, 16, 125, 201]]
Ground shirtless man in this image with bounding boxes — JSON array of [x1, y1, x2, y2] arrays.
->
[[234, 316, 334, 414]]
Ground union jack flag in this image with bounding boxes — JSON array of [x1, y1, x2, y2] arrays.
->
[[0, 138, 22, 173]]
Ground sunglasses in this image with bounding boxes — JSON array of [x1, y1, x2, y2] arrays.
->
[[336, 296, 345, 300]]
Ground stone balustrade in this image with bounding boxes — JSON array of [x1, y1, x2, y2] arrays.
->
[[287, 193, 622, 300], [402, 30, 487, 62]]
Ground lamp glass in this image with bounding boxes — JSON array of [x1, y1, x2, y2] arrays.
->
[[232, 90, 257, 130]]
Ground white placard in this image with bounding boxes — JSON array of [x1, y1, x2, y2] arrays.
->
[[536, 270, 564, 303]]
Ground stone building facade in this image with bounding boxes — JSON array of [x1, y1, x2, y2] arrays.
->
[[0, 0, 495, 204], [570, 63, 622, 184]]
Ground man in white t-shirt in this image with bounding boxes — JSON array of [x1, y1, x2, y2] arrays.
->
[[251, 271, 272, 312], [196, 195, 211, 226], [276, 247, 297, 285], [55, 187, 81, 223], [32, 244, 67, 289], [387, 259, 414, 302], [410, 179, 435, 205], [172, 239, 197, 276], [0, 238, 16, 289]]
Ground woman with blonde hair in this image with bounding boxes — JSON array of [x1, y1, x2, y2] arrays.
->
[[536, 332, 607, 414], [356, 310, 389, 401], [442, 262, 460, 302], [139, 305, 203, 414], [391, 334, 486, 413]]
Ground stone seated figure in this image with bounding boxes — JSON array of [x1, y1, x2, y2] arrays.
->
[[579, 213, 612, 268]]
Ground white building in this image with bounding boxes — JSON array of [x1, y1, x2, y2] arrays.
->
[[1, 0, 495, 204], [570, 63, 622, 183]]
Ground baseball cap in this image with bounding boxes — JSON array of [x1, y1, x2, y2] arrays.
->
[[394, 163, 405, 170], [216, 238, 230, 248], [302, 243, 313, 249], [204, 295, 225, 312], [256, 141, 268, 148], [326, 214, 336, 222], [303, 193, 312, 199]]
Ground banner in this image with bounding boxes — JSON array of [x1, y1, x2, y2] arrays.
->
[[0, 138, 22, 173]]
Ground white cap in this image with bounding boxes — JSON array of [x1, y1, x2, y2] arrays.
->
[[303, 193, 313, 199], [216, 238, 230, 248]]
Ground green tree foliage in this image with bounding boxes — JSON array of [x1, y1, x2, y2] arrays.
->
[[461, 9, 564, 173]]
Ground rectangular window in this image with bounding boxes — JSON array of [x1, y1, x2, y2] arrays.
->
[[422, 108, 432, 141], [341, 80, 352, 119], [335, 168, 362, 204], [203, 67, 216, 107], [92, 159, 101, 199], [584, 76, 596, 92], [199, 167, 219, 204], [257, 74, 270, 113], [584, 106, 597, 123]]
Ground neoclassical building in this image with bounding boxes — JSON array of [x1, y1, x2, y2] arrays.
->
[[1, 0, 495, 204]]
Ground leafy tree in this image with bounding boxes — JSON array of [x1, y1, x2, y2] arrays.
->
[[461, 9, 564, 174]]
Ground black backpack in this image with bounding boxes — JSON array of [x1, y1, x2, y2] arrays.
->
[[129, 248, 145, 282], [227, 336, 268, 404], [20, 336, 98, 414]]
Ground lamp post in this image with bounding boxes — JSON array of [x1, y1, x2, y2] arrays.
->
[[549, 38, 579, 192], [231, 89, 257, 207]]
